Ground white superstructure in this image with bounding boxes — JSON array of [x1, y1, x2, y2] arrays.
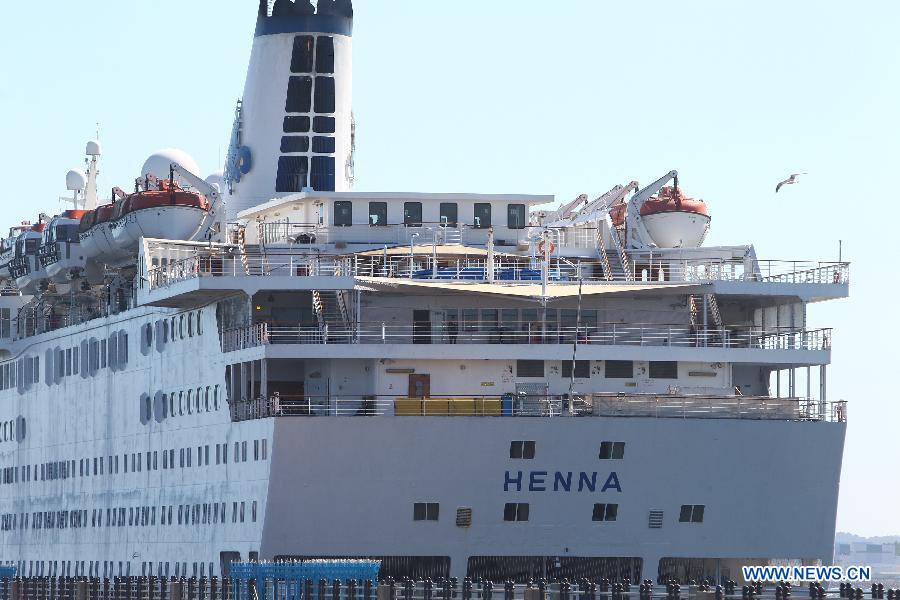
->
[[0, 0, 849, 586]]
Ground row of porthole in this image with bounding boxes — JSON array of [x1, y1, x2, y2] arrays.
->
[[140, 385, 221, 425], [0, 418, 24, 443], [141, 311, 204, 356]]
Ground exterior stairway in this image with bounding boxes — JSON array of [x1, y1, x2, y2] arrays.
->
[[690, 294, 725, 345], [312, 290, 353, 342], [603, 249, 628, 281]]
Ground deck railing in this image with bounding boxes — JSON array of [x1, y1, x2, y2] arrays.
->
[[220, 322, 832, 352], [144, 241, 850, 290], [228, 394, 847, 423]]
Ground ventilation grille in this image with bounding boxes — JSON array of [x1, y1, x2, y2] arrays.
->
[[648, 510, 664, 529], [456, 507, 473, 528]]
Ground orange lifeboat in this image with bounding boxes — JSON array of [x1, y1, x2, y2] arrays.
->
[[639, 186, 708, 219], [608, 186, 711, 248]]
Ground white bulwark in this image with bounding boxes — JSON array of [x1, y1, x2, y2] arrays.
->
[[0, 0, 849, 586]]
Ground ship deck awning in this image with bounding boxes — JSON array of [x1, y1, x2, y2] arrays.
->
[[355, 277, 705, 299], [355, 244, 521, 258]]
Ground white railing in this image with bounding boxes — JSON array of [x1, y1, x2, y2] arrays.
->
[[144, 240, 851, 290], [221, 324, 269, 353], [228, 394, 847, 423], [219, 322, 831, 351]]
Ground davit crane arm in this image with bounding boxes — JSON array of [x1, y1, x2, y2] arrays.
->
[[168, 163, 227, 244], [624, 170, 678, 249]]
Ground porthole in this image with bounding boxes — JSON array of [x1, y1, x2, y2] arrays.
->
[[179, 315, 185, 339], [196, 387, 202, 412], [188, 315, 194, 338], [214, 385, 220, 410], [169, 393, 175, 417], [162, 319, 169, 343], [139, 393, 151, 425], [171, 317, 176, 340], [196, 311, 203, 336], [204, 387, 211, 412], [178, 391, 184, 416], [187, 389, 193, 414]]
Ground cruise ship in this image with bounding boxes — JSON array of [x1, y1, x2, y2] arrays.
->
[[0, 0, 849, 586]]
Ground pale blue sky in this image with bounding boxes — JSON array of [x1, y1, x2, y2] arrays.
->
[[0, 1, 897, 535]]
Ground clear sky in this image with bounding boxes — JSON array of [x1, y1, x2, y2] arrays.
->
[[0, 1, 897, 536]]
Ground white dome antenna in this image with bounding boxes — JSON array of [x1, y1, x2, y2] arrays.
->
[[85, 140, 102, 157], [66, 169, 87, 192]]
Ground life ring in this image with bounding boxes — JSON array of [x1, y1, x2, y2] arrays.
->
[[538, 240, 556, 255], [833, 271, 841, 284]]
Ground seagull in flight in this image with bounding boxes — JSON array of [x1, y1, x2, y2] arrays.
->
[[776, 173, 806, 193]]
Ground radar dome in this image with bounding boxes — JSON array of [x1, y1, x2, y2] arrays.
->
[[141, 149, 201, 183], [85, 140, 102, 156], [66, 169, 87, 192]]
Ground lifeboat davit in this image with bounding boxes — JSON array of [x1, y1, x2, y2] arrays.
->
[[12, 223, 49, 294], [79, 204, 134, 267], [609, 186, 710, 248], [108, 180, 210, 251]]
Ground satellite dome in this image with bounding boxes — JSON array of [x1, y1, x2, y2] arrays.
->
[[141, 149, 201, 183], [85, 140, 102, 157], [66, 169, 87, 192]]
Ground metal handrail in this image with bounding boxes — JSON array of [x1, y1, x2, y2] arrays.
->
[[228, 394, 847, 423], [220, 322, 832, 351]]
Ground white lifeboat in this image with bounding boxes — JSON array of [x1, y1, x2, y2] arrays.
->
[[11, 223, 49, 294], [609, 186, 711, 248], [0, 225, 30, 283], [40, 210, 103, 284], [79, 204, 134, 267], [108, 180, 210, 251]]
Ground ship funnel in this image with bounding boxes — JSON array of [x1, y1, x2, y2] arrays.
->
[[226, 0, 354, 219]]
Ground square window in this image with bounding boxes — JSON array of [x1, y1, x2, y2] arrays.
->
[[507, 204, 527, 229], [285, 76, 312, 113], [649, 361, 678, 379], [503, 502, 529, 522], [516, 360, 544, 378], [605, 504, 618, 521], [439, 203, 458, 227], [611, 442, 625, 459], [679, 505, 693, 522], [283, 116, 311, 133], [290, 35, 314, 73], [315, 36, 335, 73], [404, 202, 423, 227], [561, 360, 591, 379], [314, 76, 336, 113], [592, 503, 606, 521], [333, 201, 352, 227], [369, 202, 388, 226], [691, 505, 705, 523], [605, 360, 634, 379], [474, 203, 492, 229], [509, 441, 535, 460], [280, 136, 310, 153]]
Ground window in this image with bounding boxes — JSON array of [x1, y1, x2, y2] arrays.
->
[[605, 360, 634, 379], [507, 204, 527, 229], [561, 360, 590, 379], [285, 76, 313, 113], [315, 36, 335, 73], [474, 203, 492, 229], [314, 76, 335, 113], [368, 202, 387, 226], [413, 503, 439, 522], [404, 202, 423, 227], [503, 503, 529, 522], [649, 361, 678, 379], [679, 505, 705, 523], [592, 503, 619, 522], [311, 156, 335, 191], [333, 201, 352, 226], [290, 36, 314, 73], [280, 136, 310, 153], [516, 360, 544, 378], [439, 203, 458, 227], [313, 116, 336, 133], [276, 156, 309, 193], [283, 116, 310, 133], [312, 136, 336, 154], [509, 441, 536, 460], [599, 441, 625, 460]]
